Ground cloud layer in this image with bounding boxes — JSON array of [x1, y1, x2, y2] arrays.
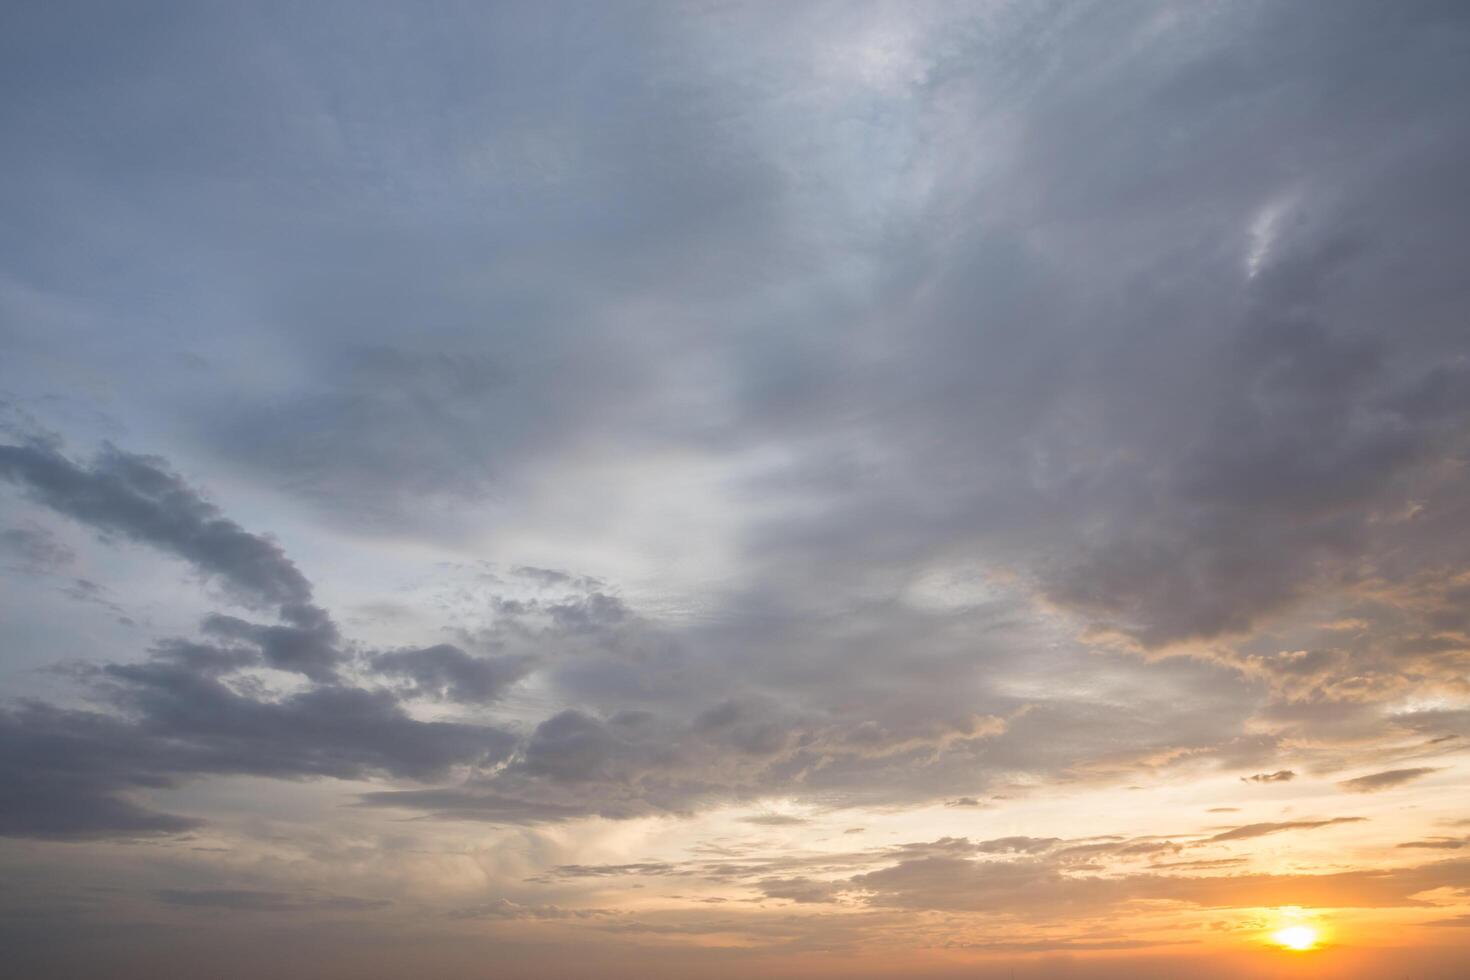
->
[[2, 1, 1469, 977]]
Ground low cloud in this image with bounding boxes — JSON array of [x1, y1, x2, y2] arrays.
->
[[156, 889, 389, 912], [448, 899, 609, 921], [738, 814, 809, 826], [1206, 817, 1366, 843], [0, 642, 517, 839], [851, 850, 1470, 915], [757, 877, 844, 904], [1241, 770, 1296, 784], [1338, 768, 1442, 793]]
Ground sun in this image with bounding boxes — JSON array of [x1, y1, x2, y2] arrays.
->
[[1271, 925, 1319, 951]]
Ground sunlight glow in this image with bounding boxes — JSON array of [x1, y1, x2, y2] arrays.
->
[[1272, 925, 1319, 951]]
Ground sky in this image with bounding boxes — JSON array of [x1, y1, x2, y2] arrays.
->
[[2, 1, 1469, 977]]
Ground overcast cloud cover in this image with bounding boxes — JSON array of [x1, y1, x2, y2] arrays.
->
[[2, 2, 1470, 977]]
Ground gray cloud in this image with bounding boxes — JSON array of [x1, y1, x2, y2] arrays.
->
[[757, 877, 844, 904], [2, 2, 1470, 971], [1241, 770, 1296, 784], [0, 635, 517, 839], [1205, 817, 1366, 843], [1339, 767, 1443, 793], [0, 524, 74, 573], [371, 644, 529, 704], [156, 889, 390, 913], [0, 2, 1460, 854], [0, 442, 313, 610], [531, 863, 682, 881], [200, 609, 341, 682], [448, 899, 609, 921], [5, 2, 1467, 836], [0, 700, 203, 840]]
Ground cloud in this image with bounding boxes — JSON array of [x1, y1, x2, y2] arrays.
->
[[1241, 770, 1296, 784], [944, 938, 1195, 953], [1427, 914, 1470, 928], [972, 837, 1063, 855], [757, 877, 844, 904], [0, 442, 313, 610], [448, 899, 609, 921], [1205, 817, 1366, 843], [1338, 767, 1442, 794], [531, 863, 682, 880], [371, 644, 530, 704], [200, 609, 342, 682], [0, 638, 517, 839], [2, 3, 1470, 970], [3, 2, 1466, 853], [851, 852, 1470, 915], [156, 889, 389, 912], [0, 524, 74, 573]]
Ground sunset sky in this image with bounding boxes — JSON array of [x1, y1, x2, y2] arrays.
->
[[3, 2, 1470, 977]]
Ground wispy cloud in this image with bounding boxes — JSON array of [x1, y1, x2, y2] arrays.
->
[[1339, 768, 1443, 794]]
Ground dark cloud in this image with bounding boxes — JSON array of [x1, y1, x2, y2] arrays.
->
[[1338, 767, 1442, 794], [1241, 770, 1296, 784], [200, 609, 342, 682], [354, 788, 596, 826], [0, 636, 517, 839], [0, 700, 202, 840], [359, 651, 1277, 823], [156, 889, 389, 912], [0, 442, 312, 610], [370, 644, 529, 704]]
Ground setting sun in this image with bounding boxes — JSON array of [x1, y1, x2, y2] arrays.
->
[[1272, 926, 1320, 951]]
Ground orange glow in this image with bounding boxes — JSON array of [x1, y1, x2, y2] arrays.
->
[[1272, 925, 1319, 951]]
